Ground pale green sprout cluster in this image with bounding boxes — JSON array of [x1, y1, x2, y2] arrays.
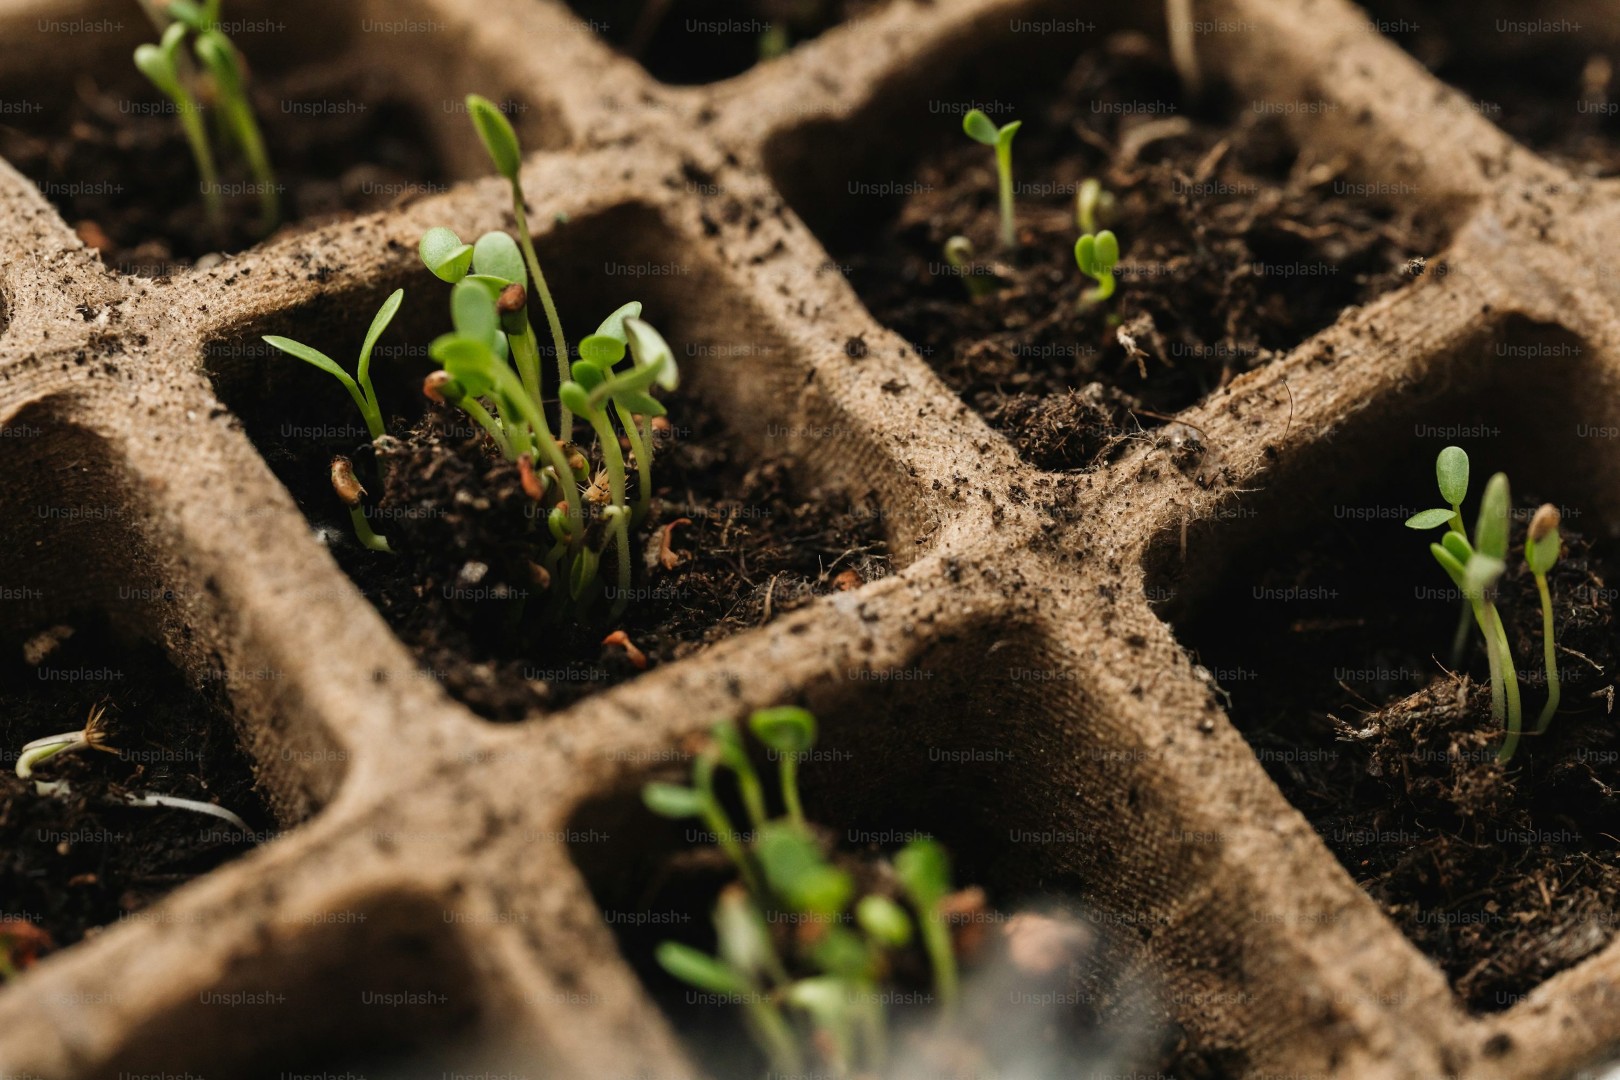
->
[[262, 96, 679, 619], [1406, 446, 1564, 762], [133, 0, 277, 234], [958, 111, 1123, 311], [644, 708, 960, 1076], [426, 94, 678, 617]]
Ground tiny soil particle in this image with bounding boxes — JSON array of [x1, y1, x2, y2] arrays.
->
[[0, 73, 445, 275], [1178, 496, 1620, 1011], [266, 392, 889, 723], [0, 620, 269, 962], [563, 0, 882, 85], [844, 31, 1444, 471]]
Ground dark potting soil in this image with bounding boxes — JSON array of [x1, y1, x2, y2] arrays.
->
[[1359, 0, 1620, 176], [0, 73, 445, 276], [0, 619, 269, 971], [278, 394, 888, 724], [565, 0, 881, 85], [845, 32, 1444, 472], [1179, 498, 1620, 1012]]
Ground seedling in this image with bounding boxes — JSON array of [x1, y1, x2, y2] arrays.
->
[[962, 109, 1022, 249], [1075, 230, 1120, 307], [1407, 447, 1545, 762], [942, 235, 996, 299], [643, 711, 959, 1075], [331, 456, 392, 554], [1076, 178, 1116, 234], [464, 94, 574, 442], [263, 288, 402, 443], [1527, 504, 1562, 734], [134, 1, 277, 233], [16, 703, 250, 830]]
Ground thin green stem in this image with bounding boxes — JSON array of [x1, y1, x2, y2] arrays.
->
[[994, 140, 1016, 248], [495, 370, 581, 541], [919, 904, 958, 1013], [173, 92, 221, 230], [460, 397, 513, 459], [349, 506, 392, 553], [610, 514, 633, 620], [1471, 599, 1505, 727], [507, 320, 545, 410], [612, 399, 654, 525], [221, 92, 277, 232], [1534, 571, 1561, 734], [780, 753, 804, 831], [744, 992, 804, 1076], [1488, 602, 1522, 763], [509, 186, 572, 441]]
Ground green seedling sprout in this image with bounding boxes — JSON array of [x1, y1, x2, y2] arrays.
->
[[962, 109, 1022, 249], [16, 703, 250, 830], [1408, 449, 1529, 762], [942, 235, 995, 299], [1076, 178, 1116, 234], [1527, 504, 1562, 734], [894, 836, 959, 1012], [644, 712, 960, 1074], [465, 94, 574, 442], [1075, 231, 1119, 307], [331, 456, 392, 554], [134, 23, 220, 228], [193, 29, 277, 232], [1408, 445, 1473, 662], [263, 288, 401, 443], [749, 705, 815, 830], [133, 2, 277, 233]]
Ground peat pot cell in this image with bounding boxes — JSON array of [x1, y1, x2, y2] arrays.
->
[[0, 14, 447, 277], [206, 207, 890, 724], [568, 632, 1219, 1079], [1147, 322, 1620, 1013], [83, 892, 488, 1079], [768, 26, 1445, 472], [1361, 0, 1620, 175], [0, 616, 270, 982], [562, 0, 884, 85]]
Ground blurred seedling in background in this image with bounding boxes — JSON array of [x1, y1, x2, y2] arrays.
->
[[642, 708, 963, 1076], [14, 702, 250, 830], [962, 109, 1021, 249], [1074, 231, 1119, 307], [942, 235, 998, 299], [133, 0, 277, 234], [1076, 178, 1115, 234]]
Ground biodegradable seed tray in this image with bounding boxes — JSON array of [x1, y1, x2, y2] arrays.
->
[[3, 0, 1620, 1076]]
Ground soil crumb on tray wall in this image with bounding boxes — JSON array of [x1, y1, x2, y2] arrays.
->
[[845, 32, 1443, 471], [0, 74, 445, 276], [0, 618, 269, 972]]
